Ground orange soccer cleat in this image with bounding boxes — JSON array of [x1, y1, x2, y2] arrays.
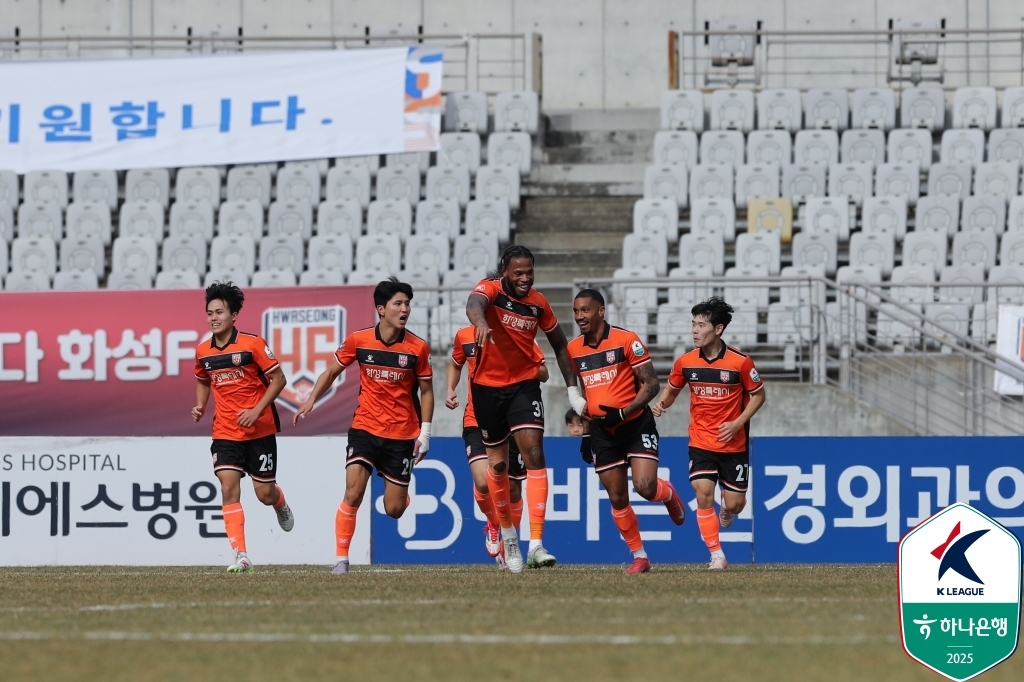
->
[[624, 557, 652, 575]]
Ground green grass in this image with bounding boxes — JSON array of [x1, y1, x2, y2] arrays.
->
[[0, 564, 1020, 681]]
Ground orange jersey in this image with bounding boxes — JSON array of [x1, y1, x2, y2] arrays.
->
[[469, 277, 558, 387], [567, 324, 652, 424], [195, 329, 281, 441], [335, 326, 432, 440], [667, 344, 764, 453], [451, 326, 480, 429]]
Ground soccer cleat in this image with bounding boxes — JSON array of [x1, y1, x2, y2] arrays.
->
[[502, 535, 524, 573], [484, 524, 501, 558], [719, 506, 735, 529], [708, 555, 728, 571], [495, 544, 510, 572], [526, 545, 557, 569], [624, 557, 652, 575], [227, 552, 253, 573], [332, 559, 350, 575], [664, 482, 686, 526], [276, 503, 295, 532]]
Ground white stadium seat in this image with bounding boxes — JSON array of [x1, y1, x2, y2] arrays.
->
[[5, 270, 50, 291], [299, 269, 344, 286], [890, 266, 935, 304], [724, 306, 759, 349], [757, 89, 803, 132], [366, 199, 413, 243], [848, 231, 895, 277], [709, 20, 757, 66], [988, 265, 1024, 304], [347, 269, 388, 286], [155, 270, 201, 289], [316, 199, 362, 241], [385, 152, 430, 175], [1009, 197, 1024, 233], [699, 130, 745, 166], [794, 130, 839, 165], [425, 166, 471, 207], [689, 198, 734, 242], [667, 264, 713, 307], [453, 234, 499, 272], [660, 90, 705, 132], [275, 165, 321, 206], [111, 236, 158, 279], [217, 200, 264, 241], [17, 202, 62, 240], [106, 271, 153, 290], [689, 164, 733, 202], [779, 265, 827, 307], [1003, 87, 1024, 128], [119, 201, 165, 240], [915, 196, 960, 238], [938, 266, 986, 305], [876, 303, 922, 348], [209, 235, 256, 277], [887, 129, 933, 170], [487, 132, 532, 175], [791, 232, 838, 276], [125, 168, 170, 208], [724, 265, 770, 308], [900, 87, 946, 131], [494, 90, 539, 133], [710, 89, 755, 132], [834, 265, 881, 345], [445, 91, 489, 134], [438, 133, 482, 175], [325, 165, 371, 209], [656, 304, 694, 349], [746, 130, 792, 165], [226, 165, 272, 208], [419, 199, 463, 242], [951, 229, 997, 273], [928, 163, 973, 200], [307, 234, 353, 275], [633, 198, 680, 243], [59, 236, 104, 277], [203, 270, 249, 288], [735, 232, 781, 276], [399, 268, 439, 308], [643, 164, 688, 207], [404, 234, 450, 274], [285, 158, 328, 178], [852, 88, 896, 130], [169, 200, 215, 242], [973, 162, 1020, 200], [475, 166, 521, 210], [1000, 229, 1024, 266], [251, 269, 297, 288], [782, 164, 826, 204], [612, 267, 658, 309], [622, 232, 668, 276], [988, 129, 1024, 167], [901, 231, 948, 277], [356, 234, 402, 275], [653, 130, 699, 168], [65, 201, 112, 246], [54, 270, 99, 291], [875, 164, 920, 206], [24, 170, 68, 208], [953, 87, 998, 131], [941, 130, 985, 167], [768, 302, 811, 346], [826, 163, 872, 207], [267, 200, 313, 242], [73, 169, 119, 210], [376, 166, 421, 206], [961, 195, 1006, 234], [735, 164, 780, 208], [0, 170, 16, 207], [175, 167, 222, 208], [0, 202, 12, 244], [677, 233, 725, 275], [804, 197, 851, 241], [972, 301, 998, 345], [441, 267, 487, 306], [841, 129, 885, 166], [161, 234, 208, 276], [862, 196, 908, 241]]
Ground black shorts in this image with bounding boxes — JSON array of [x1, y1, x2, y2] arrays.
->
[[211, 435, 278, 484], [590, 408, 660, 473], [463, 427, 526, 480], [470, 379, 544, 446], [347, 428, 416, 487], [688, 446, 749, 493]]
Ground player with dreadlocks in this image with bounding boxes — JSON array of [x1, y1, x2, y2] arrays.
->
[[466, 245, 581, 573]]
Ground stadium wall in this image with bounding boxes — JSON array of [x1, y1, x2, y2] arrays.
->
[[3, 0, 1021, 109]]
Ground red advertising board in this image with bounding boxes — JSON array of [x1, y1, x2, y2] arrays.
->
[[0, 286, 376, 436]]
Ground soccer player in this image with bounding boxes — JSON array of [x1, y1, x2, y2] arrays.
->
[[652, 297, 766, 570], [294, 278, 433, 575], [466, 245, 580, 573], [567, 289, 685, 574], [192, 281, 294, 573]]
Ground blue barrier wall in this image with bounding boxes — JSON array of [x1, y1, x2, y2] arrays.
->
[[370, 437, 1024, 564]]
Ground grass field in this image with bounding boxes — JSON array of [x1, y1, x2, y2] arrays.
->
[[0, 564, 1020, 682]]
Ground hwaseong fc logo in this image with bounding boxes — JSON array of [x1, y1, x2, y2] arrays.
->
[[898, 502, 1021, 681], [262, 305, 346, 412]]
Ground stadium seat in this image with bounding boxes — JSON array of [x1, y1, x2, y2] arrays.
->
[[494, 91, 539, 133], [827, 163, 872, 207], [175, 167, 222, 208], [973, 162, 1020, 200], [217, 200, 264, 241], [735, 231, 781, 275], [169, 200, 215, 242], [251, 269, 297, 288], [419, 198, 463, 242], [367, 199, 413, 243], [633, 198, 680, 243], [735, 163, 780, 208], [940, 130, 985, 167], [747, 198, 793, 243], [779, 264, 827, 307], [971, 301, 998, 345], [441, 267, 487, 306], [347, 270, 389, 286], [1000, 229, 1024, 266], [325, 166, 371, 209], [988, 128, 1024, 167], [161, 234, 208, 276], [928, 163, 973, 200], [124, 168, 170, 209], [841, 129, 886, 166], [667, 264, 713, 307], [1002, 87, 1024, 128], [0, 170, 16, 207], [794, 130, 839, 165], [73, 169, 118, 210], [724, 264, 770, 308], [622, 232, 668, 276], [299, 269, 344, 286], [226, 165, 272, 208], [653, 130, 699, 168], [258, 234, 304, 275], [453, 234, 499, 272], [852, 88, 896, 130], [724, 306, 759, 348], [267, 200, 313, 242], [17, 202, 62, 240], [939, 265, 986, 304], [708, 20, 757, 66], [155, 269, 201, 289], [376, 166, 421, 206], [399, 268, 440, 306], [988, 265, 1024, 303], [53, 270, 99, 291], [404, 234, 450, 274], [862, 194, 909, 245], [874, 164, 919, 206], [59, 236, 104, 277], [914, 195, 960, 238], [487, 132, 532, 175], [961, 195, 1006, 234], [655, 304, 694, 349], [404, 306, 430, 341], [887, 129, 933, 170], [316, 199, 362, 241], [438, 133, 482, 175], [768, 302, 812, 346], [677, 233, 725, 275], [431, 303, 471, 352], [65, 201, 112, 246], [445, 91, 489, 134], [747, 130, 792, 165], [876, 303, 922, 348], [902, 231, 948, 277], [475, 166, 521, 210], [307, 234, 353, 275], [119, 201, 165, 240], [385, 152, 430, 175], [699, 130, 745, 166], [689, 198, 733, 242], [710, 89, 755, 132], [791, 232, 838, 276], [24, 170, 68, 209], [0, 202, 11, 244], [106, 271, 153, 289], [111, 236, 158, 279], [5, 270, 50, 291], [689, 164, 733, 202], [203, 270, 249, 288], [893, 18, 941, 67], [849, 231, 895, 277], [830, 265, 881, 346], [335, 154, 380, 178], [782, 164, 826, 204], [757, 89, 803, 132], [890, 265, 935, 304], [899, 87, 946, 131], [1008, 197, 1024, 233], [11, 236, 56, 279], [951, 229, 997, 273], [660, 90, 706, 132], [612, 267, 658, 309], [425, 166, 471, 207], [209, 235, 256, 277], [953, 87, 998, 131], [276, 165, 321, 206], [643, 164, 688, 207]]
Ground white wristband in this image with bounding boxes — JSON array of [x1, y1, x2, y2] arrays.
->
[[417, 422, 432, 454], [566, 386, 588, 417]]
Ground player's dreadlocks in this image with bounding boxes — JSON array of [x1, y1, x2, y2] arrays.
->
[[499, 245, 535, 273], [205, 281, 245, 314]]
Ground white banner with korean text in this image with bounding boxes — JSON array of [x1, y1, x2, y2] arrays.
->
[[0, 48, 442, 173], [993, 304, 1024, 395], [0, 437, 370, 566]]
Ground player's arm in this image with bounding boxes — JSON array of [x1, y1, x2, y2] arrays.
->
[[192, 378, 211, 421], [238, 366, 287, 428], [293, 357, 346, 425], [414, 378, 435, 463], [651, 382, 683, 417], [718, 386, 766, 442], [467, 292, 492, 346], [544, 324, 589, 417], [621, 362, 661, 417], [445, 359, 463, 409]]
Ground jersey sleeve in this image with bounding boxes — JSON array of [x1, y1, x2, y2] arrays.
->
[[625, 332, 652, 367], [335, 333, 357, 368], [740, 354, 764, 394], [538, 297, 558, 333], [194, 351, 209, 380], [470, 278, 499, 304], [416, 342, 433, 379], [667, 356, 687, 390], [253, 336, 280, 374], [450, 328, 469, 366]]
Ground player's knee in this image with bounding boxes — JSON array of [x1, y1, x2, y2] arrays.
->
[[490, 460, 508, 474], [474, 480, 489, 495], [525, 447, 545, 469], [727, 497, 747, 514], [384, 500, 406, 518], [254, 487, 277, 505], [509, 481, 522, 502], [343, 489, 365, 507], [607, 491, 630, 509], [632, 477, 657, 500]]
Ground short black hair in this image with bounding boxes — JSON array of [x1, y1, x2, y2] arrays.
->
[[574, 288, 605, 307], [499, 245, 535, 272], [373, 277, 414, 310], [565, 408, 583, 424], [205, 281, 244, 314], [691, 296, 734, 329]]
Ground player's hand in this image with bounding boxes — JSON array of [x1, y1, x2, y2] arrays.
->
[[474, 324, 493, 347], [292, 400, 314, 426], [579, 434, 594, 465], [651, 400, 667, 417], [413, 422, 431, 463], [191, 405, 206, 422], [718, 420, 743, 442], [237, 408, 261, 428], [595, 404, 627, 426], [445, 389, 459, 410]]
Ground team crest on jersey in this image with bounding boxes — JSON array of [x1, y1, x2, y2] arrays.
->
[[231, 353, 242, 366], [606, 351, 616, 364], [262, 304, 347, 412], [720, 371, 731, 382], [398, 354, 408, 368], [530, 306, 539, 316]]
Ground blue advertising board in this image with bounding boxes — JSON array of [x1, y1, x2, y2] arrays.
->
[[370, 437, 1024, 564]]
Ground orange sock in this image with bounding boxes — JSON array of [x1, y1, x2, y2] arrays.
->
[[487, 468, 513, 529], [611, 505, 643, 552], [273, 485, 287, 510], [650, 479, 672, 503], [474, 487, 499, 526], [527, 469, 548, 542], [335, 502, 358, 559], [510, 497, 524, 529], [222, 503, 246, 553], [696, 507, 721, 553]]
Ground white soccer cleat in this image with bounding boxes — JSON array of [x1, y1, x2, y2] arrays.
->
[[502, 536, 524, 573], [719, 507, 735, 529], [276, 503, 295, 532], [332, 559, 349, 575], [708, 555, 728, 571], [484, 524, 501, 558], [526, 545, 557, 569], [227, 552, 253, 573], [495, 545, 510, 572]]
